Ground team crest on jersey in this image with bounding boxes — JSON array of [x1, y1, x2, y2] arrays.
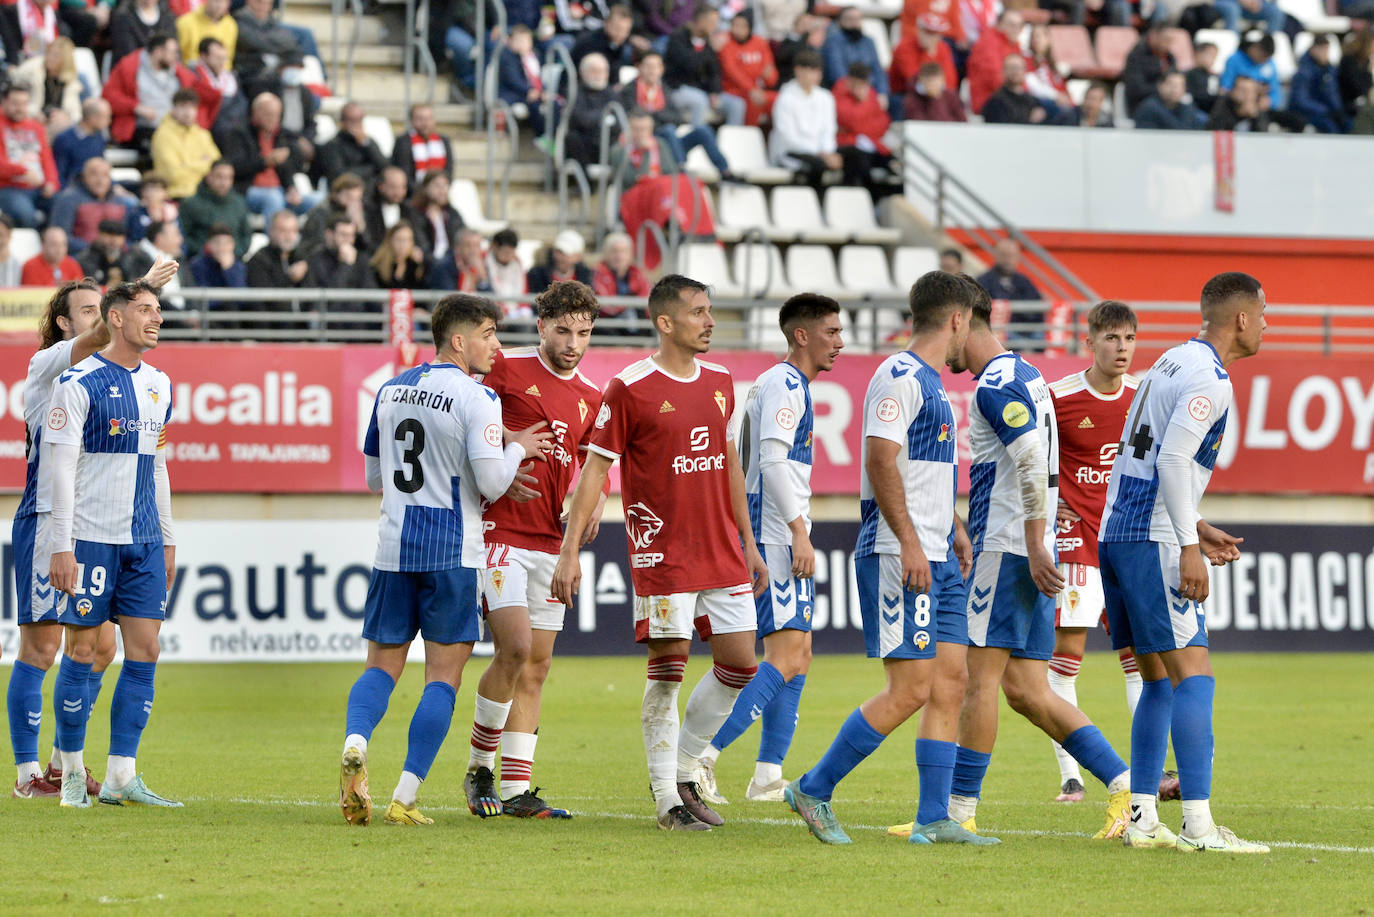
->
[[776, 407, 796, 430], [914, 630, 930, 650], [491, 570, 505, 594], [1067, 590, 1080, 610], [148, 387, 160, 403], [108, 384, 122, 398], [578, 399, 588, 422], [47, 407, 67, 430], [484, 424, 502, 447], [525, 384, 542, 397], [876, 398, 900, 422], [595, 402, 611, 429], [714, 391, 727, 416], [654, 598, 672, 621], [938, 423, 950, 442], [1188, 396, 1212, 421], [1002, 402, 1030, 428], [625, 502, 665, 550], [76, 598, 92, 617]]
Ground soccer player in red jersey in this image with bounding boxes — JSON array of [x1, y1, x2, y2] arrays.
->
[[1046, 301, 1178, 803], [464, 281, 606, 820], [552, 274, 769, 831]]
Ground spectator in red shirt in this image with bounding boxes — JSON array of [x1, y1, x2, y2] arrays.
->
[[591, 230, 649, 334], [0, 82, 59, 228], [905, 61, 967, 121], [898, 0, 965, 47], [21, 226, 82, 286], [966, 8, 1024, 114], [833, 63, 893, 196], [103, 32, 204, 149], [889, 14, 958, 119], [718, 12, 778, 127]]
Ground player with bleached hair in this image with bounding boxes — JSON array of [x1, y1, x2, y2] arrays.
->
[[337, 294, 551, 826], [1106, 272, 1265, 853], [552, 274, 769, 831]]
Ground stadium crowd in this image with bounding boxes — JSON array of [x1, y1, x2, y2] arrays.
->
[[1, 0, 1371, 329]]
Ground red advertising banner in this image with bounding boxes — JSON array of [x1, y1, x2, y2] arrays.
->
[[2, 344, 1371, 494]]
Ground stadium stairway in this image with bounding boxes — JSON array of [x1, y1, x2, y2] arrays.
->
[[281, 0, 569, 254]]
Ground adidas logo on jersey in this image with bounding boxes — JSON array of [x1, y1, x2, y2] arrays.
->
[[659, 401, 675, 413], [1079, 417, 1094, 429], [526, 384, 542, 397]]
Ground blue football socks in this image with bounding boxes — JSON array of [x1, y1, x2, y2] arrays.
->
[[1172, 675, 1215, 800], [345, 667, 396, 740], [796, 708, 885, 801], [108, 660, 157, 758], [53, 655, 92, 753], [915, 738, 957, 825], [759, 673, 805, 765], [951, 746, 992, 799], [7, 661, 46, 764], [712, 662, 785, 753], [1061, 724, 1129, 788], [87, 669, 106, 722], [402, 681, 457, 780], [1130, 678, 1174, 796]]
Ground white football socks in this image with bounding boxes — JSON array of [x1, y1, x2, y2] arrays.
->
[[677, 669, 743, 782], [106, 754, 135, 791], [343, 734, 368, 759], [754, 761, 784, 786], [499, 731, 538, 798], [1181, 799, 1215, 838], [948, 794, 978, 823], [1129, 793, 1159, 830], [469, 695, 512, 772], [642, 678, 682, 818], [393, 771, 421, 807]]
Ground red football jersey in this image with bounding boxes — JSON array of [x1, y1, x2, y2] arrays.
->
[[481, 347, 603, 553], [1049, 370, 1139, 565], [587, 356, 748, 596]]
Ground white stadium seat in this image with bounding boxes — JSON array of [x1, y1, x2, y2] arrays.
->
[[892, 246, 939, 287], [715, 126, 791, 184], [731, 241, 792, 298], [683, 143, 722, 183], [784, 244, 843, 297], [362, 115, 396, 158], [449, 179, 510, 234], [717, 183, 794, 242], [1270, 31, 1297, 82], [313, 113, 338, 144], [1276, 0, 1351, 33], [1294, 31, 1340, 63], [73, 47, 101, 95], [823, 186, 901, 244], [246, 232, 270, 260], [770, 186, 848, 244], [678, 242, 742, 297], [838, 244, 903, 297], [862, 18, 893, 70], [9, 228, 40, 265], [1193, 30, 1239, 72]]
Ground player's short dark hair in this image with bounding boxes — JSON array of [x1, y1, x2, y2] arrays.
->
[[959, 273, 993, 328], [648, 274, 708, 320], [430, 294, 502, 351], [1087, 300, 1137, 335], [535, 280, 600, 323], [1200, 271, 1262, 320], [172, 87, 200, 106], [794, 49, 823, 71], [491, 228, 519, 248], [779, 293, 841, 342], [101, 280, 161, 321], [198, 37, 223, 56], [909, 270, 973, 331], [40, 279, 102, 350]]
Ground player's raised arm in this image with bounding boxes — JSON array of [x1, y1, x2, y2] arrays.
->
[[550, 450, 613, 604]]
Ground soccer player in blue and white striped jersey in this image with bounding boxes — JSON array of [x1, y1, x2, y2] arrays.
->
[[692, 294, 843, 806], [786, 272, 988, 846], [338, 294, 552, 827], [947, 277, 1132, 842], [1102, 272, 1265, 853], [46, 280, 178, 809]]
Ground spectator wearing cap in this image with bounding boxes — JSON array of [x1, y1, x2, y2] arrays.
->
[[528, 229, 593, 293], [486, 228, 529, 318], [904, 61, 966, 122], [21, 226, 82, 286], [769, 49, 839, 188], [822, 7, 889, 108], [592, 231, 649, 334], [966, 9, 1023, 115], [390, 103, 453, 189], [664, 5, 746, 127], [619, 53, 733, 178], [429, 228, 493, 293], [1132, 71, 1208, 130], [1050, 82, 1113, 127], [152, 88, 222, 199], [565, 52, 619, 166], [52, 99, 110, 189], [178, 0, 237, 65], [719, 12, 778, 127], [103, 33, 205, 150], [180, 159, 252, 258], [48, 157, 137, 253], [571, 3, 638, 71], [890, 14, 958, 120], [1220, 31, 1281, 108], [1212, 0, 1285, 35], [0, 82, 59, 229], [111, 0, 177, 63], [834, 63, 894, 195], [1289, 36, 1349, 134], [318, 102, 390, 185], [1122, 22, 1177, 117], [981, 54, 1048, 125], [75, 219, 130, 286], [1186, 43, 1220, 116], [976, 238, 1043, 333], [190, 223, 249, 292]]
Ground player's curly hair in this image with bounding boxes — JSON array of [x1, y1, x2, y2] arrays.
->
[[431, 293, 502, 351], [1087, 300, 1137, 335], [534, 280, 600, 324], [39, 279, 102, 350], [100, 280, 161, 321]]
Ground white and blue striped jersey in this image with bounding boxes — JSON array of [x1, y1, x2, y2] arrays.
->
[[44, 353, 172, 545], [1100, 338, 1232, 547], [740, 361, 814, 546], [856, 350, 957, 562], [363, 362, 506, 572], [967, 352, 1058, 557], [16, 339, 75, 518]]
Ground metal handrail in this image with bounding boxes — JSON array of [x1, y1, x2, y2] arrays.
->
[[473, 0, 508, 129], [900, 133, 1097, 303], [735, 227, 770, 299], [404, 0, 438, 110], [592, 100, 629, 245], [557, 158, 592, 233], [541, 41, 578, 181], [483, 48, 516, 220], [330, 0, 364, 100]]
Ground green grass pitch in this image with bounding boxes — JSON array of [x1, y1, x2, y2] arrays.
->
[[1, 652, 1371, 915]]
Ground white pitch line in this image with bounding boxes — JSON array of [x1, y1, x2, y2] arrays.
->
[[205, 797, 1374, 854]]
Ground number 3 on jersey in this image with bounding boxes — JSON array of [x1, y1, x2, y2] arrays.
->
[[394, 418, 426, 493]]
